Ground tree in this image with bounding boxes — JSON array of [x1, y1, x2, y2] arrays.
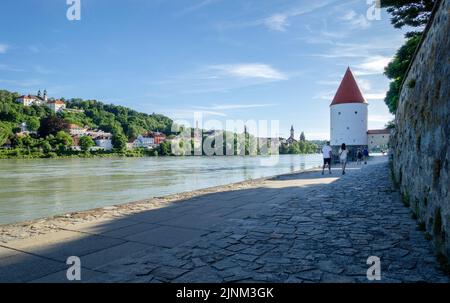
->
[[79, 136, 95, 152], [382, 0, 434, 114], [159, 140, 172, 156], [0, 122, 11, 146], [26, 117, 40, 132], [54, 131, 73, 147], [300, 132, 306, 142], [384, 33, 422, 113], [381, 0, 436, 28], [41, 140, 52, 153], [39, 116, 68, 138], [112, 133, 127, 151]]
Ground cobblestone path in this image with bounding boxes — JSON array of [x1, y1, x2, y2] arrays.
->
[[87, 159, 448, 283]]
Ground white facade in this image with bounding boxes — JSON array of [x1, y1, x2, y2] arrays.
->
[[330, 103, 368, 147], [94, 139, 113, 150], [68, 124, 88, 136], [16, 96, 44, 106], [368, 132, 390, 152], [46, 101, 66, 113], [133, 135, 155, 148]]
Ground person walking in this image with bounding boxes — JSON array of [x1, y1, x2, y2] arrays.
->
[[363, 147, 369, 164], [356, 148, 363, 165], [322, 141, 332, 175], [339, 143, 349, 175]]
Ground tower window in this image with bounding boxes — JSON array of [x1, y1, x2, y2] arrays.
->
[[347, 127, 350, 130], [355, 111, 358, 114], [338, 112, 341, 115]]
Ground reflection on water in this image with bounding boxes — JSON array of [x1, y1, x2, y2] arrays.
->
[[0, 154, 322, 224]]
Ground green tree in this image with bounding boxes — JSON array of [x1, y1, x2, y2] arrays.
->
[[159, 140, 172, 156], [382, 0, 434, 114], [300, 131, 306, 142], [26, 117, 40, 132], [381, 0, 436, 28], [383, 28, 422, 114], [112, 133, 127, 151], [54, 131, 73, 147], [41, 140, 52, 153], [0, 122, 11, 146], [79, 136, 95, 152]]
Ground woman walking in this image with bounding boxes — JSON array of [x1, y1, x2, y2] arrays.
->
[[339, 143, 349, 175]]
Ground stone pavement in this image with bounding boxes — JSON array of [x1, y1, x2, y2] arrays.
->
[[0, 157, 448, 283]]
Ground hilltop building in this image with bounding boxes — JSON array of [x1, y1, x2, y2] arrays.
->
[[16, 90, 66, 113]]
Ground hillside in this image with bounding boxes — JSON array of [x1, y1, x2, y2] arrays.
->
[[0, 89, 173, 147]]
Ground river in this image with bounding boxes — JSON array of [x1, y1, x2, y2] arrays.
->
[[0, 154, 322, 225]]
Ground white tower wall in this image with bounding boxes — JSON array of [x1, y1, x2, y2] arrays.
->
[[330, 103, 368, 146]]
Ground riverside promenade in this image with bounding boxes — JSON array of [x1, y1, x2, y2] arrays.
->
[[0, 156, 448, 282]]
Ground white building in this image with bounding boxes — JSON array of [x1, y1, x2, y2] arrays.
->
[[330, 67, 368, 150], [46, 100, 66, 112], [16, 90, 48, 106], [94, 139, 113, 150], [133, 135, 155, 149], [368, 129, 390, 152], [68, 124, 88, 136]]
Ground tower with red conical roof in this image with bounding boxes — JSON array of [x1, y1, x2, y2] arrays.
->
[[330, 67, 368, 150]]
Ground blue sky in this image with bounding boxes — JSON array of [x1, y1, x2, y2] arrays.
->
[[0, 0, 407, 139]]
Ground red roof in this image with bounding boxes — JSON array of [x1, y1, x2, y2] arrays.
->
[[368, 129, 390, 135], [331, 67, 366, 106]]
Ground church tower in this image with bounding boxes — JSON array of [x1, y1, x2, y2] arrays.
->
[[330, 67, 368, 152], [290, 125, 294, 139]]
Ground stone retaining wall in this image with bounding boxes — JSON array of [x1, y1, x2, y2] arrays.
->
[[390, 0, 450, 259]]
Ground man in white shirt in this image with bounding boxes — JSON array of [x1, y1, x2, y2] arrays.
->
[[322, 141, 332, 175]]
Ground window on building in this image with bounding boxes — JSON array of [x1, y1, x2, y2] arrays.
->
[[355, 111, 358, 114], [338, 112, 341, 115]]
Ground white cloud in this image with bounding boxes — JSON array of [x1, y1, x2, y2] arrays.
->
[[316, 80, 340, 86], [0, 78, 42, 87], [0, 64, 24, 72], [369, 114, 393, 123], [313, 90, 335, 101], [304, 131, 330, 140], [342, 10, 357, 21], [211, 64, 287, 80], [0, 44, 10, 54], [217, 1, 335, 32], [354, 56, 392, 75], [168, 109, 227, 119], [265, 14, 289, 31], [340, 9, 370, 29], [176, 0, 221, 16], [365, 93, 386, 100], [34, 65, 54, 75], [197, 103, 277, 110]]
